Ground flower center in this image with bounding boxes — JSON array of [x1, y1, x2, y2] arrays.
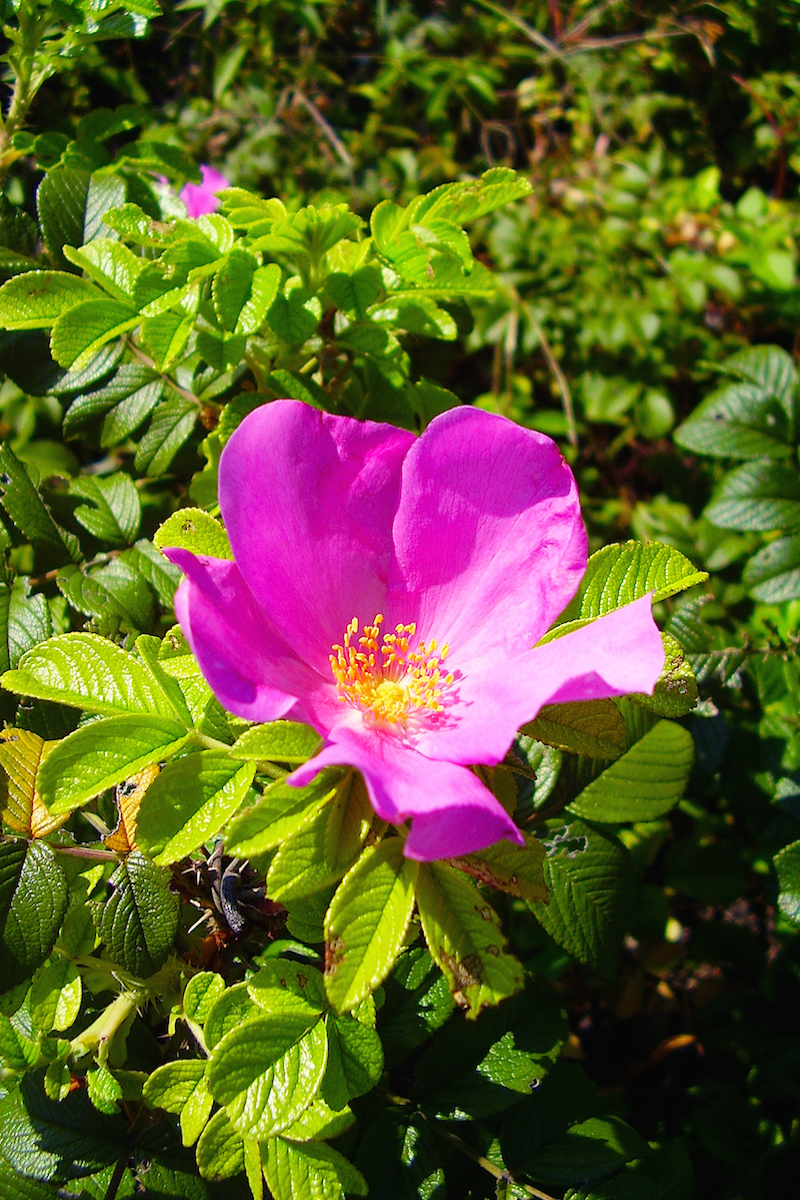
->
[[330, 615, 454, 726]]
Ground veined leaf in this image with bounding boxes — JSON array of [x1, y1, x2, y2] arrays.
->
[[0, 577, 52, 674], [262, 1136, 367, 1200], [0, 271, 98, 329], [630, 632, 698, 717], [267, 773, 373, 900], [533, 821, 633, 975], [0, 443, 80, 566], [143, 1060, 213, 1148], [522, 698, 628, 759], [135, 751, 256, 865], [775, 840, 800, 925], [134, 395, 197, 475], [324, 839, 418, 1013], [1, 632, 182, 717], [196, 1108, 246, 1180], [559, 540, 708, 623], [30, 956, 82, 1034], [453, 833, 548, 903], [104, 763, 160, 853], [154, 507, 232, 559], [50, 298, 140, 369], [321, 1010, 384, 1111], [742, 532, 800, 602], [704, 460, 800, 532], [0, 841, 68, 991], [97, 851, 179, 976], [37, 714, 192, 815], [416, 862, 523, 1017], [69, 473, 141, 545], [229, 721, 321, 763], [0, 727, 69, 837], [225, 773, 339, 858], [568, 719, 693, 822], [62, 240, 146, 302], [184, 972, 226, 1025]]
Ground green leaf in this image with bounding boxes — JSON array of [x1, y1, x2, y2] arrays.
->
[[248, 959, 328, 1018], [524, 1116, 648, 1186], [37, 714, 192, 814], [0, 442, 80, 566], [62, 239, 146, 302], [414, 168, 533, 226], [184, 972, 226, 1025], [207, 1011, 328, 1138], [630, 633, 698, 717], [128, 539, 182, 606], [143, 1060, 214, 1147], [267, 774, 374, 900], [416, 861, 524, 1017], [267, 286, 321, 345], [322, 1011, 384, 1110], [195, 1108, 245, 1180], [522, 699, 628, 759], [326, 267, 382, 319], [567, 720, 693, 822], [56, 558, 156, 635], [154, 506, 232, 558], [212, 247, 255, 330], [37, 170, 126, 267], [69, 474, 141, 544], [0, 838, 27, 929], [86, 1065, 123, 1115], [704, 460, 800, 532], [135, 751, 256, 865], [559, 541, 708, 623], [251, 203, 363, 262], [324, 840, 417, 1013], [229, 721, 321, 763], [775, 840, 800, 925], [226, 773, 339, 858], [0, 1072, 125, 1182], [742, 533, 800, 602], [134, 396, 197, 475], [204, 981, 260, 1051], [50, 298, 139, 370], [0, 842, 68, 991], [62, 363, 162, 445], [0, 1156, 61, 1198], [263, 1137, 367, 1200], [0, 577, 52, 674], [97, 851, 179, 976], [281, 1097, 355, 1143], [453, 833, 548, 903], [533, 821, 632, 975], [0, 271, 98, 330], [354, 1112, 444, 1200], [29, 956, 82, 1033], [674, 383, 795, 460]]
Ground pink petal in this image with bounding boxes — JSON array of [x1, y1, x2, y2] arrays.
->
[[219, 401, 415, 672], [411, 594, 665, 766], [180, 165, 230, 218], [289, 724, 523, 861], [164, 549, 328, 724], [387, 406, 587, 663]]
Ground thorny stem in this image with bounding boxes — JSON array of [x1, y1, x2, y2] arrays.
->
[[69, 989, 145, 1062], [374, 1088, 557, 1200]]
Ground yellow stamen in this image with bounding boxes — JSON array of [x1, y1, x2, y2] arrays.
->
[[330, 615, 453, 726]]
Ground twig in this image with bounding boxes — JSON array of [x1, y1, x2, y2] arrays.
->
[[292, 88, 355, 172], [527, 309, 578, 448]]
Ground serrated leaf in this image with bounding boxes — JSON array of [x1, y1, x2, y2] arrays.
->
[[522, 698, 628, 759], [56, 557, 155, 634], [204, 981, 260, 1050], [324, 840, 418, 1013], [354, 1112, 444, 1200], [742, 532, 800, 602], [86, 1065, 123, 1116], [62, 363, 162, 444], [263, 1136, 368, 1200], [29, 956, 82, 1033], [533, 821, 632, 975], [69, 473, 141, 545], [704, 460, 800, 532], [453, 833, 548, 903], [267, 773, 374, 900], [62, 240, 146, 302], [195, 1108, 245, 1180], [134, 395, 197, 475], [0, 271, 98, 329], [207, 1011, 328, 1138], [674, 380, 795, 460], [37, 169, 126, 267], [267, 286, 321, 345], [50, 298, 140, 369], [559, 541, 708, 623], [248, 959, 327, 1020], [416, 861, 523, 1017], [37, 714, 192, 815], [252, 203, 363, 262], [321, 1011, 383, 1110], [524, 1115, 648, 1186], [775, 839, 800, 925], [229, 721, 321, 763], [568, 722, 692, 823], [0, 728, 68, 837], [225, 773, 339, 858], [630, 633, 698, 716], [98, 851, 179, 976], [0, 842, 68, 991], [326, 267, 382, 319], [212, 247, 257, 330], [143, 1060, 213, 1147], [0, 838, 27, 928], [282, 1097, 355, 1143], [0, 443, 80, 566], [2, 632, 180, 716], [135, 751, 256, 865], [104, 763, 160, 853], [154, 506, 232, 558], [184, 972, 226, 1024], [128, 539, 182, 606], [0, 577, 52, 675]]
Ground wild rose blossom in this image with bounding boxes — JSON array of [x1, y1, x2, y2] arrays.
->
[[179, 165, 230, 218], [164, 401, 664, 861]]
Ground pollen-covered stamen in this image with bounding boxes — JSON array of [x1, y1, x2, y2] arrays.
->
[[330, 614, 454, 726]]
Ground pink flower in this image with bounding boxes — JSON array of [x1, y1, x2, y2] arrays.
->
[[179, 165, 230, 218], [163, 401, 664, 861]]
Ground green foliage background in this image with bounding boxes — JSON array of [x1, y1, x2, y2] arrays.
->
[[0, 2, 799, 1198]]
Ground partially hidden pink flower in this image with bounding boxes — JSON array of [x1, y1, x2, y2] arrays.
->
[[163, 401, 665, 861], [179, 165, 230, 218]]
